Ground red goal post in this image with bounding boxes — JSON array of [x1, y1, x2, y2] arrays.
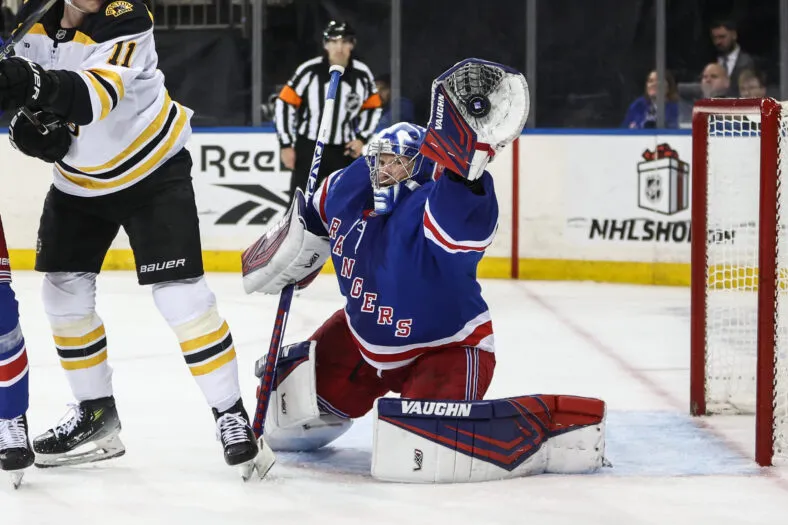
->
[[690, 97, 788, 467]]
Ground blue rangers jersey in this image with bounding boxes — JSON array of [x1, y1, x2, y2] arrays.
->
[[305, 158, 499, 370]]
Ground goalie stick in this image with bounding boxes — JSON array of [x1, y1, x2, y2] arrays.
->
[[250, 64, 345, 442], [0, 0, 59, 135]]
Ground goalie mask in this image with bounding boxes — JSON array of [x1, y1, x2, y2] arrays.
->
[[365, 123, 435, 216]]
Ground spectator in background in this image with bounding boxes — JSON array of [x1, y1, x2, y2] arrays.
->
[[374, 74, 415, 132], [737, 68, 767, 99], [700, 63, 730, 99], [274, 20, 382, 202], [622, 70, 679, 129], [710, 19, 755, 97]]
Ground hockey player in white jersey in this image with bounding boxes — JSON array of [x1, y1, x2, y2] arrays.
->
[[0, 0, 272, 479], [242, 58, 609, 482]]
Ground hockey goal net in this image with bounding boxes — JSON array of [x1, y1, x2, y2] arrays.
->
[[690, 98, 788, 467]]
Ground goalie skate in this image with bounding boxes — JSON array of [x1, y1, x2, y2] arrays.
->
[[33, 396, 125, 468], [1, 414, 35, 489]]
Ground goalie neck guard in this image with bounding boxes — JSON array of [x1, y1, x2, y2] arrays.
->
[[365, 122, 436, 216]]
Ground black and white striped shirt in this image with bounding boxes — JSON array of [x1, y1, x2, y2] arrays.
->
[[274, 56, 382, 147]]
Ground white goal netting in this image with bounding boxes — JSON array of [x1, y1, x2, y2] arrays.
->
[[703, 103, 788, 462]]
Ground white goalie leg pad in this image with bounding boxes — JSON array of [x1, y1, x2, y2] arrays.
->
[[241, 188, 330, 295], [262, 341, 352, 451], [371, 395, 606, 483], [544, 420, 607, 474]]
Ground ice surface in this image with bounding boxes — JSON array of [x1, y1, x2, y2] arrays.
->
[[3, 272, 787, 524]]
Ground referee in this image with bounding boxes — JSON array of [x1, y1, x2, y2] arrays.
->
[[274, 21, 382, 201]]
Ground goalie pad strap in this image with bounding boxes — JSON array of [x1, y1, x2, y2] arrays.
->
[[371, 394, 606, 483], [241, 188, 330, 294]]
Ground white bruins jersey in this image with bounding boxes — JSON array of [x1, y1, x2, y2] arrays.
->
[[14, 0, 192, 197]]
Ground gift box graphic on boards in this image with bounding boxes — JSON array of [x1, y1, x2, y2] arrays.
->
[[637, 143, 689, 215]]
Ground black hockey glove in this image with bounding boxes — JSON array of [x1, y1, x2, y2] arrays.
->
[[0, 57, 59, 111], [9, 109, 71, 163]]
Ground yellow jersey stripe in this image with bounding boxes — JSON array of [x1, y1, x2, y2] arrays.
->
[[189, 348, 236, 376], [75, 92, 172, 174], [88, 68, 125, 100], [73, 31, 97, 46], [60, 349, 108, 371], [53, 325, 106, 348], [85, 72, 113, 121], [180, 321, 231, 353], [26, 23, 46, 36], [23, 23, 96, 45], [56, 102, 188, 190]]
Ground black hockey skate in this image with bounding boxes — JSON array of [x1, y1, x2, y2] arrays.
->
[[213, 399, 275, 481], [0, 414, 34, 489], [33, 396, 125, 468]]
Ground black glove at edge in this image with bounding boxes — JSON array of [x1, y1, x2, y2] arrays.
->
[[9, 109, 71, 163], [0, 57, 59, 112]]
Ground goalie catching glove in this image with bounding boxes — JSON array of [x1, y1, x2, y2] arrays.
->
[[420, 58, 530, 181], [241, 188, 330, 294]]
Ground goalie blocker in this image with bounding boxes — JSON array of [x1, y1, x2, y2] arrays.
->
[[241, 188, 330, 295], [261, 341, 607, 483]]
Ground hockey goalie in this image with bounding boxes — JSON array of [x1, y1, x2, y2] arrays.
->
[[242, 58, 607, 483]]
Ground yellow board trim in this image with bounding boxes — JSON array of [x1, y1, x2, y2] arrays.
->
[[515, 259, 691, 287], [189, 348, 236, 376], [8, 249, 693, 287], [53, 324, 106, 348], [60, 349, 108, 371], [180, 321, 230, 353]]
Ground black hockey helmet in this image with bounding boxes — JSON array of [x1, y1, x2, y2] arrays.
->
[[323, 20, 356, 44]]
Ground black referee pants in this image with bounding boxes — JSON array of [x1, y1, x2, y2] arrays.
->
[[290, 135, 355, 203]]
